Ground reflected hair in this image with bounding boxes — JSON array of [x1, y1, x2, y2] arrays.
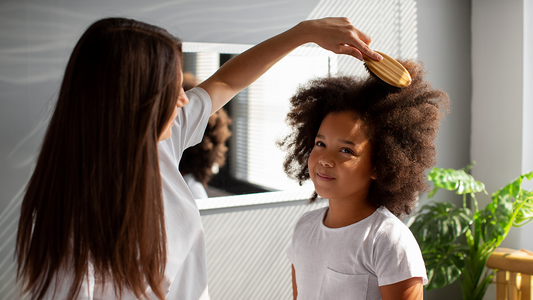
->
[[279, 60, 449, 217], [179, 73, 232, 186], [180, 108, 232, 185], [16, 18, 182, 300]]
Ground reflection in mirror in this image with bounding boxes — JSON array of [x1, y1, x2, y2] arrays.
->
[[182, 43, 335, 197]]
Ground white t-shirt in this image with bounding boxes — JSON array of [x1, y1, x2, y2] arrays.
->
[[287, 206, 427, 300], [183, 173, 209, 199], [158, 87, 212, 299], [41, 87, 212, 300]]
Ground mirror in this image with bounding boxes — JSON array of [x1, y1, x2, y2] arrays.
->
[[182, 42, 335, 197]]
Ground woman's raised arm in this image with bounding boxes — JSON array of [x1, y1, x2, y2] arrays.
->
[[197, 17, 383, 115]]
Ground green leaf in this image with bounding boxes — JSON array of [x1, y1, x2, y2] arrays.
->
[[410, 202, 472, 253], [514, 192, 533, 226], [427, 167, 486, 197], [478, 197, 512, 244], [428, 187, 440, 199], [477, 171, 533, 248], [423, 244, 467, 290], [492, 171, 533, 201]]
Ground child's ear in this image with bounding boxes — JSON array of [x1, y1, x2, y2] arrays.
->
[[371, 168, 377, 180]]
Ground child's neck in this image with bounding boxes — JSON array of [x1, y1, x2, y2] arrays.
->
[[323, 198, 378, 228]]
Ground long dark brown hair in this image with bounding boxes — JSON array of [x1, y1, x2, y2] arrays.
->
[[16, 18, 182, 300]]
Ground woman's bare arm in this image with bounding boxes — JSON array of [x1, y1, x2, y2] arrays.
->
[[197, 17, 382, 115]]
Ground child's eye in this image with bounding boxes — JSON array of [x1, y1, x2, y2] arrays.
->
[[315, 141, 325, 147], [341, 148, 355, 155]]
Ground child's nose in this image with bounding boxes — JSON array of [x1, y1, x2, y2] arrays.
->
[[319, 155, 334, 168]]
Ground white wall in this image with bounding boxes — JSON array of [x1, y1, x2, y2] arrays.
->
[[471, 1, 532, 298], [418, 0, 472, 172], [416, 1, 472, 298], [523, 0, 533, 181], [472, 0, 533, 250], [471, 0, 524, 200]]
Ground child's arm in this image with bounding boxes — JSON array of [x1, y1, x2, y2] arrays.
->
[[197, 17, 382, 115], [380, 277, 424, 300], [291, 264, 298, 300]]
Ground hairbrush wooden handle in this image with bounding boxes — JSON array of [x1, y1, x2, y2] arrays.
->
[[363, 51, 412, 88]]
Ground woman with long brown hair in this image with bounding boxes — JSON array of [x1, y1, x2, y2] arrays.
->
[[15, 17, 382, 300]]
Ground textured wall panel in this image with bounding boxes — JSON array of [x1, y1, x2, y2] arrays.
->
[[201, 199, 327, 300]]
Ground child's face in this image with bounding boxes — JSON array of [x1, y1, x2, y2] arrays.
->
[[308, 111, 375, 202]]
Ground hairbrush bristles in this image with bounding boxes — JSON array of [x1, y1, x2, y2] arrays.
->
[[364, 63, 400, 90], [363, 51, 412, 88]]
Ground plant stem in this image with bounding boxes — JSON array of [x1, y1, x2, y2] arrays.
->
[[460, 246, 493, 300]]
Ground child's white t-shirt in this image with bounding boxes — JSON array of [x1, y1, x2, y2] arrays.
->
[[287, 206, 427, 300]]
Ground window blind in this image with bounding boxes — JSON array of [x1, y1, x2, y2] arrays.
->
[[184, 49, 332, 191]]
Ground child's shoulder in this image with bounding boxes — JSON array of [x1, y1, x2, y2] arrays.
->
[[372, 206, 417, 241], [297, 207, 328, 223], [292, 207, 328, 230], [374, 206, 401, 221], [373, 206, 408, 225]]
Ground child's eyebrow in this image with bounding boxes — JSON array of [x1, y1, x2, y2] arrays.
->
[[316, 134, 356, 146], [339, 139, 356, 146]]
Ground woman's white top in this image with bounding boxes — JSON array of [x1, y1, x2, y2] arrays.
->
[[42, 87, 212, 300], [183, 173, 209, 199]]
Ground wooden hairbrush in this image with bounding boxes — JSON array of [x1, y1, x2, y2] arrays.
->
[[363, 51, 412, 88]]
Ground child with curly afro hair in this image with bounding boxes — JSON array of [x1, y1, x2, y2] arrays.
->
[[280, 60, 449, 300]]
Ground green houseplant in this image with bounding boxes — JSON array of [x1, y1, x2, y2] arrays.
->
[[409, 164, 533, 300]]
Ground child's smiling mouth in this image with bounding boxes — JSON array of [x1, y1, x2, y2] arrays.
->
[[316, 173, 335, 181]]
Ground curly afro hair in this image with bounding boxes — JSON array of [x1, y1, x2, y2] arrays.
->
[[179, 72, 232, 186], [179, 108, 232, 186], [278, 60, 449, 217]]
